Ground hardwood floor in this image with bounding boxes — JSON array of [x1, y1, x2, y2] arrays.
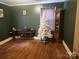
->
[[0, 38, 70, 59]]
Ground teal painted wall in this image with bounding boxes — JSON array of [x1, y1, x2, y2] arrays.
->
[[0, 1, 77, 52], [0, 4, 13, 41], [64, 0, 77, 51], [11, 3, 64, 32]]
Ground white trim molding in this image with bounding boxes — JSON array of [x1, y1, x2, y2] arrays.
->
[[10, 1, 65, 6], [0, 2, 10, 6], [0, 37, 12, 45], [0, 0, 67, 6], [62, 40, 72, 59]]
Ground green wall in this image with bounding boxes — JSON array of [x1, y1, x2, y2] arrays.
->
[[11, 2, 64, 31], [0, 2, 64, 41], [64, 0, 77, 51], [0, 4, 13, 41], [0, 1, 77, 52]]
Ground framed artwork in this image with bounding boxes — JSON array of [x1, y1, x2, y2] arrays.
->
[[23, 10, 26, 15], [0, 9, 4, 18]]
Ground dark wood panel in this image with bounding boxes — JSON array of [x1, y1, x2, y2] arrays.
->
[[0, 38, 70, 59]]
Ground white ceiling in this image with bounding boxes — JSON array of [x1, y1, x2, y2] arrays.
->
[[0, 0, 66, 6]]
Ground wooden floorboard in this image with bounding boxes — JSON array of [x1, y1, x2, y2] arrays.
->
[[0, 38, 70, 59]]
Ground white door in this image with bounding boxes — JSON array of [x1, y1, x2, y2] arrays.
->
[[73, 0, 79, 55]]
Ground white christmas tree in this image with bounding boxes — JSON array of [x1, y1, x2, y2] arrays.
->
[[34, 16, 53, 40]]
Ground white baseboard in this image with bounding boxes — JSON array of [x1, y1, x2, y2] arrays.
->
[[0, 37, 12, 45], [62, 40, 72, 59]]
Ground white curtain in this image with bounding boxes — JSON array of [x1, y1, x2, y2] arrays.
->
[[41, 8, 55, 31]]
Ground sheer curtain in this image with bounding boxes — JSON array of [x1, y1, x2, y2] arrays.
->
[[41, 8, 55, 31]]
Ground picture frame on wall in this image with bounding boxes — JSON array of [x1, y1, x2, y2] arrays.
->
[[0, 9, 4, 18], [23, 10, 27, 15]]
